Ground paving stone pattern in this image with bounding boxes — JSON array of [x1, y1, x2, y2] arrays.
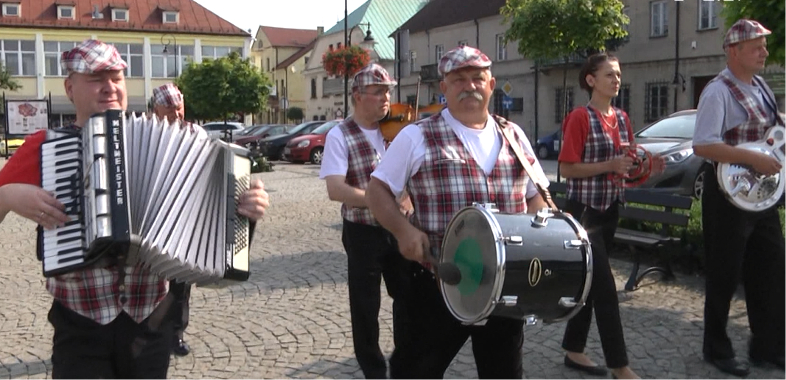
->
[[0, 161, 782, 379]]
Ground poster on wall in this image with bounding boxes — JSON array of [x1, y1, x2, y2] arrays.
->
[[6, 100, 49, 134]]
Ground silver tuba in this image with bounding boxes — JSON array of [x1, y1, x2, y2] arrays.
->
[[716, 125, 785, 211]]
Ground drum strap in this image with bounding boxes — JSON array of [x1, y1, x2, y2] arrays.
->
[[493, 116, 560, 210]]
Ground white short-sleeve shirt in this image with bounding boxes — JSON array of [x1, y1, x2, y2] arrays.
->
[[370, 108, 545, 198]]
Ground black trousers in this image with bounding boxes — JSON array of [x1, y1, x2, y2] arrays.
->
[[342, 219, 411, 379], [48, 299, 173, 379], [702, 166, 785, 360], [389, 262, 524, 379], [168, 279, 191, 341], [561, 199, 630, 369]]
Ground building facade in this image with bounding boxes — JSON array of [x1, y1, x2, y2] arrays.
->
[[302, 0, 427, 121], [0, 0, 251, 128], [394, 0, 785, 141], [249, 26, 320, 124]]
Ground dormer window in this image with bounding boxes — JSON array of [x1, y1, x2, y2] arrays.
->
[[111, 8, 128, 22], [58, 5, 75, 19], [2, 3, 20, 17], [162, 11, 178, 24]]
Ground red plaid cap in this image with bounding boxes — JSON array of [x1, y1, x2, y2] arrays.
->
[[61, 39, 127, 74], [723, 19, 771, 48], [153, 83, 184, 107], [438, 45, 492, 76], [351, 63, 397, 90]]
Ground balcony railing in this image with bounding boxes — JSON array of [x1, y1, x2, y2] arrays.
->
[[323, 77, 345, 96], [420, 63, 440, 82]]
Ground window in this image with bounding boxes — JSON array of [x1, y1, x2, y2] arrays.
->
[[162, 11, 178, 24], [2, 3, 20, 16], [496, 34, 507, 61], [44, 41, 77, 76], [1, 39, 35, 76], [555, 87, 575, 123], [266, 57, 270, 71], [645, 82, 669, 122], [112, 8, 128, 22], [409, 50, 417, 73], [493, 89, 509, 119], [201, 45, 241, 59], [57, 5, 74, 19], [622, 7, 630, 41], [435, 44, 444, 62], [650, 1, 668, 37], [612, 84, 631, 115], [458, 40, 468, 47], [111, 43, 143, 77], [151, 44, 193, 78], [310, 78, 317, 99], [698, 0, 719, 30]]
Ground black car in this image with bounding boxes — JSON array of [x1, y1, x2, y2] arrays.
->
[[256, 121, 325, 160], [635, 109, 712, 198]]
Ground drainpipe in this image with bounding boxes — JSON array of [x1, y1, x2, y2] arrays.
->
[[534, 62, 539, 142], [395, 28, 401, 103], [673, 1, 680, 113], [474, 19, 479, 48]]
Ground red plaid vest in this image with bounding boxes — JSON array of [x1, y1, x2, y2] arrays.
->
[[566, 106, 631, 211], [407, 113, 528, 250], [717, 71, 779, 146], [339, 118, 381, 225]]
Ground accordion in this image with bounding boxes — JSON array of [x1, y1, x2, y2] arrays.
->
[[37, 110, 252, 285]]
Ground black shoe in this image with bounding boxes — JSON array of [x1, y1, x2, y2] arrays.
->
[[564, 355, 609, 376], [750, 353, 785, 369], [173, 339, 190, 356], [704, 355, 750, 377]]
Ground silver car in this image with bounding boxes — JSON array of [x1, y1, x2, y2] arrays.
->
[[201, 122, 245, 140], [635, 109, 712, 198]]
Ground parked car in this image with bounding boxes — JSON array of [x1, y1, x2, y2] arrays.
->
[[201, 121, 245, 140], [256, 121, 325, 160], [234, 124, 289, 149], [284, 120, 340, 164], [634, 109, 711, 198], [0, 134, 25, 157], [535, 130, 561, 159]]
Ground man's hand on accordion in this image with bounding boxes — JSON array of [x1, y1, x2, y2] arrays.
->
[[0, 184, 70, 229], [237, 179, 270, 220]]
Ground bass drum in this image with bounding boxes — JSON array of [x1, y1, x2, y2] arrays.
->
[[438, 204, 592, 325]]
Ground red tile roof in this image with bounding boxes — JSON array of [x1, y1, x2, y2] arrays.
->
[[260, 26, 319, 48], [0, 0, 249, 36]]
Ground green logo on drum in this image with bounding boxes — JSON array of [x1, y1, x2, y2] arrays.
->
[[453, 238, 484, 295], [528, 258, 542, 287]]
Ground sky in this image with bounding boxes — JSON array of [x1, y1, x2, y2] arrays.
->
[[193, 0, 370, 34]]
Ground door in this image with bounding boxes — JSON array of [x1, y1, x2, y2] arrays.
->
[[693, 76, 715, 108]]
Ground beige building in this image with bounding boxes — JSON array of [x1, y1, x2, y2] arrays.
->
[[249, 26, 320, 124], [395, 0, 784, 141], [0, 0, 252, 128]]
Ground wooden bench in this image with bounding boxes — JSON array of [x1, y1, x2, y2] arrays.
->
[[548, 182, 694, 291]]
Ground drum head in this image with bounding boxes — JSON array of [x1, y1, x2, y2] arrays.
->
[[440, 205, 504, 324]]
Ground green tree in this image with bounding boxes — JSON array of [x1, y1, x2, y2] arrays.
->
[[721, 0, 784, 65], [286, 107, 304, 123], [502, 0, 629, 61], [0, 61, 21, 91], [176, 52, 271, 122], [502, 0, 628, 179]]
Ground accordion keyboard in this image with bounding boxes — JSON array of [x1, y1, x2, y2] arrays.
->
[[39, 134, 88, 273]]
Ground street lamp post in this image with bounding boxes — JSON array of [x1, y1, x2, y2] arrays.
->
[[342, 22, 375, 118], [161, 33, 179, 77]]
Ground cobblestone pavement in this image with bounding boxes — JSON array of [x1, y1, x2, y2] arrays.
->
[[0, 160, 783, 379]]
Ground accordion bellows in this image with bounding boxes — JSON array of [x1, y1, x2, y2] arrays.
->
[[38, 110, 252, 285]]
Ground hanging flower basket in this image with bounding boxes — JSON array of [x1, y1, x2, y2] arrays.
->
[[322, 45, 371, 77]]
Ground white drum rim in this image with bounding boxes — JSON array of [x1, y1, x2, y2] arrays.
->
[[438, 204, 506, 325]]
